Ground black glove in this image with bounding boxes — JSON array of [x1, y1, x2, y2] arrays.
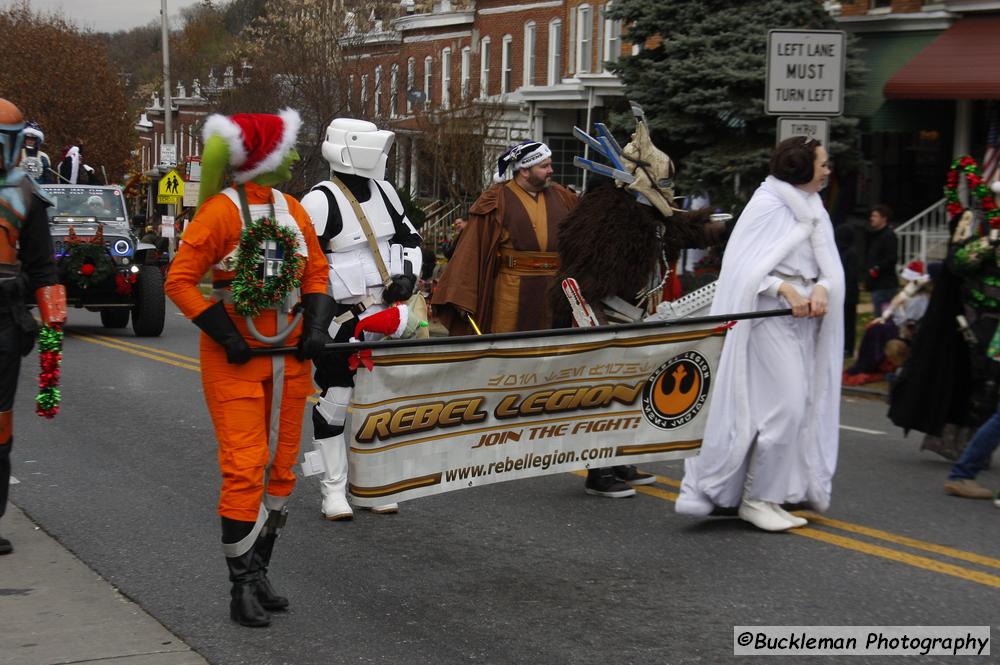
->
[[382, 274, 415, 305], [193, 301, 251, 364], [297, 292, 336, 361]]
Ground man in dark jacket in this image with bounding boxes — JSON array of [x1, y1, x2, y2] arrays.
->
[[865, 204, 898, 316]]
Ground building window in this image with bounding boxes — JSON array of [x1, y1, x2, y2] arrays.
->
[[547, 135, 584, 189], [523, 21, 536, 87], [423, 56, 433, 109], [576, 4, 592, 75], [374, 65, 382, 117], [347, 74, 354, 112], [547, 19, 561, 85], [441, 47, 452, 109], [390, 63, 399, 118], [602, 7, 621, 69], [870, 0, 892, 7], [360, 74, 369, 111], [406, 57, 415, 113], [461, 46, 471, 99], [480, 36, 491, 98], [501, 34, 513, 94]]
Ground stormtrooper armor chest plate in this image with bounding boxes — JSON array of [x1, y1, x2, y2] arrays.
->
[[319, 180, 398, 303]]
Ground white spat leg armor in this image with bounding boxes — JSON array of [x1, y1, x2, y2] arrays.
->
[[316, 434, 353, 521]]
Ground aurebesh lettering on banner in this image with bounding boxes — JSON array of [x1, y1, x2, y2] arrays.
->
[[343, 321, 727, 506]]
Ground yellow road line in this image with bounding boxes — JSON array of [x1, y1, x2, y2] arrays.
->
[[75, 332, 201, 363], [801, 513, 1000, 571], [575, 470, 1000, 590], [650, 472, 1000, 571], [794, 528, 1000, 589], [70, 332, 201, 372]]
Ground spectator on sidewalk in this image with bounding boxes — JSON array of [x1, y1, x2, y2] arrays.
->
[[864, 204, 898, 317], [944, 407, 1000, 499]]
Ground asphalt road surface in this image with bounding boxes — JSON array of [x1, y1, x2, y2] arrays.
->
[[9, 304, 999, 664]]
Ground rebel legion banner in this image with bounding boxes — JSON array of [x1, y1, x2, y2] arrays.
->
[[344, 321, 727, 506]]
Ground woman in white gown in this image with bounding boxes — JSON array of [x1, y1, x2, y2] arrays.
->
[[676, 137, 844, 532]]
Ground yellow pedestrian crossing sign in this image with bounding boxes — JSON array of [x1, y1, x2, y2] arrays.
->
[[157, 169, 184, 204]]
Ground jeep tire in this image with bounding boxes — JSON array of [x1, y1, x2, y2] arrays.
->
[[100, 309, 130, 328], [131, 265, 165, 337]]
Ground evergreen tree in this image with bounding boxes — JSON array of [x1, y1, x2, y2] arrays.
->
[[608, 0, 865, 212]]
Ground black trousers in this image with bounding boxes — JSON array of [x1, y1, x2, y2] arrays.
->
[[0, 308, 25, 520]]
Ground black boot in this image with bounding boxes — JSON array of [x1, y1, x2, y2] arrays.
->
[[222, 517, 270, 627], [251, 509, 289, 611]]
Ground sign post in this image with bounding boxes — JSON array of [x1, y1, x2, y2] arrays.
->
[[776, 116, 830, 147]]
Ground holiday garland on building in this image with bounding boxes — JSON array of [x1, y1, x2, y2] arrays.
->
[[945, 155, 1000, 228], [230, 216, 305, 318], [35, 323, 63, 418]]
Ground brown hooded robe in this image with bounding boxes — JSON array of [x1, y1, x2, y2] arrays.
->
[[432, 180, 578, 336]]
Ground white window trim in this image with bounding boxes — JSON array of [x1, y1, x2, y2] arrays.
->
[[576, 4, 592, 75], [602, 4, 621, 71], [523, 21, 536, 87], [374, 65, 382, 117], [423, 55, 433, 109], [347, 74, 354, 112], [389, 63, 399, 118], [501, 34, 513, 94], [460, 46, 471, 99], [406, 57, 416, 113], [360, 73, 369, 110], [479, 36, 491, 98], [547, 19, 561, 85], [441, 47, 452, 109]]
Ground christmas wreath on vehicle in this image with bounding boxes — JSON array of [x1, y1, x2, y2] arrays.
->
[[62, 225, 114, 288]]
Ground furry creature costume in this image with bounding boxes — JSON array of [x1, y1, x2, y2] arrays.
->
[[551, 179, 722, 327]]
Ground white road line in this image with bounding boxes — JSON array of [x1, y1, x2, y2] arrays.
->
[[9, 476, 19, 484], [839, 424, 887, 435]]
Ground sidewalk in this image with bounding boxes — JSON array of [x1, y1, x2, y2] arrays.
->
[[0, 503, 208, 665]]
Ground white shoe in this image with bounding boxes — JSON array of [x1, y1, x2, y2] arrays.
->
[[738, 499, 794, 532], [368, 503, 399, 514], [769, 503, 807, 528]]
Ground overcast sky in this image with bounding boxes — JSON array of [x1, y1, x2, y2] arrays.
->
[[10, 0, 205, 33]]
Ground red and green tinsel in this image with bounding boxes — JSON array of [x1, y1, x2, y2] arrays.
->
[[944, 155, 1000, 228], [35, 323, 63, 418], [230, 216, 305, 318]]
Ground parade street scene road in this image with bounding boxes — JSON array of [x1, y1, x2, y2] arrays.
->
[[3, 307, 998, 665]]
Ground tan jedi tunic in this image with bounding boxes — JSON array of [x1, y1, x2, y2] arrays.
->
[[432, 180, 578, 335]]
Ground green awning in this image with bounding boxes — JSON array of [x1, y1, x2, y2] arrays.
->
[[848, 31, 941, 126]]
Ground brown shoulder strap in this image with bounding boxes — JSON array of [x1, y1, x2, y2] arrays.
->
[[330, 177, 392, 286]]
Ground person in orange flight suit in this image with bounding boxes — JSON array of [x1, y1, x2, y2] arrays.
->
[[165, 110, 334, 628]]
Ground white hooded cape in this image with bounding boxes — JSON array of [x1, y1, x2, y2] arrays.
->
[[676, 176, 845, 514]]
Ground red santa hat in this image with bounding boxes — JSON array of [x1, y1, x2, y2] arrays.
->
[[354, 305, 410, 340], [201, 109, 301, 183], [900, 260, 925, 282]]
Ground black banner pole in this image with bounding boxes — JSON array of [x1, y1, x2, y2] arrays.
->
[[249, 308, 793, 356]]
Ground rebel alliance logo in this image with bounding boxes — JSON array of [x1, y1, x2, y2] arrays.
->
[[641, 351, 711, 430]]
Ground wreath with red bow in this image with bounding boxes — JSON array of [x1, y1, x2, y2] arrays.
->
[[62, 225, 115, 288], [945, 155, 1000, 228]]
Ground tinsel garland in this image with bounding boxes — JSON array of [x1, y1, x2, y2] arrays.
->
[[35, 323, 63, 418], [230, 216, 305, 318], [944, 155, 1000, 228]]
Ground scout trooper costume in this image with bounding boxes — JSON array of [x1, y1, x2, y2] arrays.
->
[[300, 118, 422, 520]]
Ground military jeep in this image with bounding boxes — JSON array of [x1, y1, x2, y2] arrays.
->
[[41, 184, 166, 336]]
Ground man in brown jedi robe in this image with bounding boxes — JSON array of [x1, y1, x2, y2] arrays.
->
[[432, 141, 578, 335]]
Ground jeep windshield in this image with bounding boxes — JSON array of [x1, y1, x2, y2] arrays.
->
[[43, 186, 128, 224]]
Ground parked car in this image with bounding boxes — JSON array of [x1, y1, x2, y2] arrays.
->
[[41, 184, 166, 336]]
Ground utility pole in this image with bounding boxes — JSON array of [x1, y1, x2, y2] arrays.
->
[[161, 0, 172, 142], [160, 0, 175, 256]]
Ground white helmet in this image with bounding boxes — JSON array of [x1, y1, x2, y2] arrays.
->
[[322, 118, 394, 179]]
